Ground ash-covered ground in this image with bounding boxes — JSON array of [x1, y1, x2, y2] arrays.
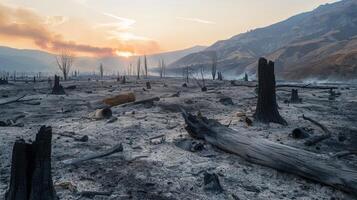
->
[[1, 77, 357, 200]]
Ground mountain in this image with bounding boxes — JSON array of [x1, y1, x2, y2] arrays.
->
[[0, 45, 206, 73], [170, 0, 357, 80]]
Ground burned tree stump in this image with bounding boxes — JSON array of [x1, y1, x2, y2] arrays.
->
[[51, 75, 65, 95], [217, 72, 223, 81], [146, 82, 151, 89], [5, 126, 56, 200], [290, 89, 302, 103], [121, 76, 126, 84], [254, 58, 287, 125], [0, 78, 8, 85], [243, 73, 248, 81]]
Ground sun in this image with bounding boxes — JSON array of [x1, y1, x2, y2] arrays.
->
[[115, 50, 134, 58]]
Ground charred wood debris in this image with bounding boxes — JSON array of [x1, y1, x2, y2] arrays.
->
[[1, 58, 357, 199]]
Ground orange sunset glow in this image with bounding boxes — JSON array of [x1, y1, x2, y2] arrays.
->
[[0, 0, 336, 57]]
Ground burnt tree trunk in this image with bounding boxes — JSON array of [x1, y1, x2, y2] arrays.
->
[[181, 111, 357, 195], [290, 89, 302, 103], [5, 126, 56, 200], [121, 76, 126, 84], [254, 58, 287, 125], [146, 82, 151, 89], [51, 75, 65, 95]]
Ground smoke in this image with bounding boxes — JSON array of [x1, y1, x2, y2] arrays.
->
[[0, 3, 159, 56]]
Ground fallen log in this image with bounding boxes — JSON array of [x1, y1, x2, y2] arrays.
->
[[302, 115, 332, 146], [276, 84, 337, 90], [119, 96, 160, 107], [89, 92, 136, 109], [181, 110, 357, 195], [103, 92, 136, 107], [0, 94, 26, 106], [230, 81, 338, 90], [332, 150, 357, 158], [62, 144, 123, 166], [89, 107, 113, 120]]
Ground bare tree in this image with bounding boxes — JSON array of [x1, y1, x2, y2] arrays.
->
[[211, 51, 217, 80], [159, 59, 166, 78], [137, 58, 141, 79], [99, 63, 104, 79], [55, 49, 74, 81], [159, 60, 163, 78], [144, 55, 148, 78]]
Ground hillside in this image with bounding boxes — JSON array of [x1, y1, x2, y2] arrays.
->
[[170, 0, 357, 80], [0, 45, 206, 73]]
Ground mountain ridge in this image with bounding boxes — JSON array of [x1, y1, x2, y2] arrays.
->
[[169, 0, 357, 80]]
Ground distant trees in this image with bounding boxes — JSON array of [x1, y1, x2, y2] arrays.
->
[[159, 59, 166, 78], [99, 63, 104, 79], [137, 57, 141, 79], [55, 49, 74, 81], [144, 55, 148, 78], [211, 52, 217, 80]]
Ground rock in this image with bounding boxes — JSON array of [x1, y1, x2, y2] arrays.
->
[[174, 138, 204, 152], [291, 128, 310, 139], [185, 99, 194, 104], [219, 97, 234, 105], [65, 85, 76, 90], [203, 172, 223, 193], [75, 135, 89, 142]]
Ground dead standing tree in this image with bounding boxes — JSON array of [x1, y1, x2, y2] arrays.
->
[[159, 59, 166, 79], [5, 126, 57, 200], [290, 89, 302, 103], [144, 55, 148, 78], [51, 75, 65, 95], [136, 57, 141, 80], [211, 52, 217, 80], [99, 63, 104, 79], [254, 58, 287, 125], [55, 49, 74, 81]]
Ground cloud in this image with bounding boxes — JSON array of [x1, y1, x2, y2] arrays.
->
[[102, 12, 136, 30], [0, 3, 160, 56], [177, 17, 215, 24]]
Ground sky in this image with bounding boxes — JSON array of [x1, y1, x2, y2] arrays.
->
[[0, 0, 338, 57]]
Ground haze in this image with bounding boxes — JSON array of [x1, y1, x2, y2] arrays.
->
[[0, 0, 338, 57]]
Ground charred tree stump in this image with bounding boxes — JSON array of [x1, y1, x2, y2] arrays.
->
[[121, 76, 126, 84], [254, 58, 287, 125], [51, 75, 65, 95], [5, 126, 56, 200], [243, 73, 248, 81], [146, 82, 151, 89], [290, 89, 302, 103], [217, 72, 223, 81], [0, 78, 8, 85]]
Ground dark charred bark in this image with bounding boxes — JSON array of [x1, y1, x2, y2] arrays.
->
[[243, 73, 248, 81], [217, 72, 223, 81], [5, 126, 56, 200], [146, 82, 151, 89], [254, 58, 287, 125], [121, 76, 126, 84], [290, 89, 302, 103], [181, 110, 357, 195], [51, 75, 65, 95], [0, 78, 8, 84]]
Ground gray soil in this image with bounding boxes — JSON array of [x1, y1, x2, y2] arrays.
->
[[1, 77, 357, 200]]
